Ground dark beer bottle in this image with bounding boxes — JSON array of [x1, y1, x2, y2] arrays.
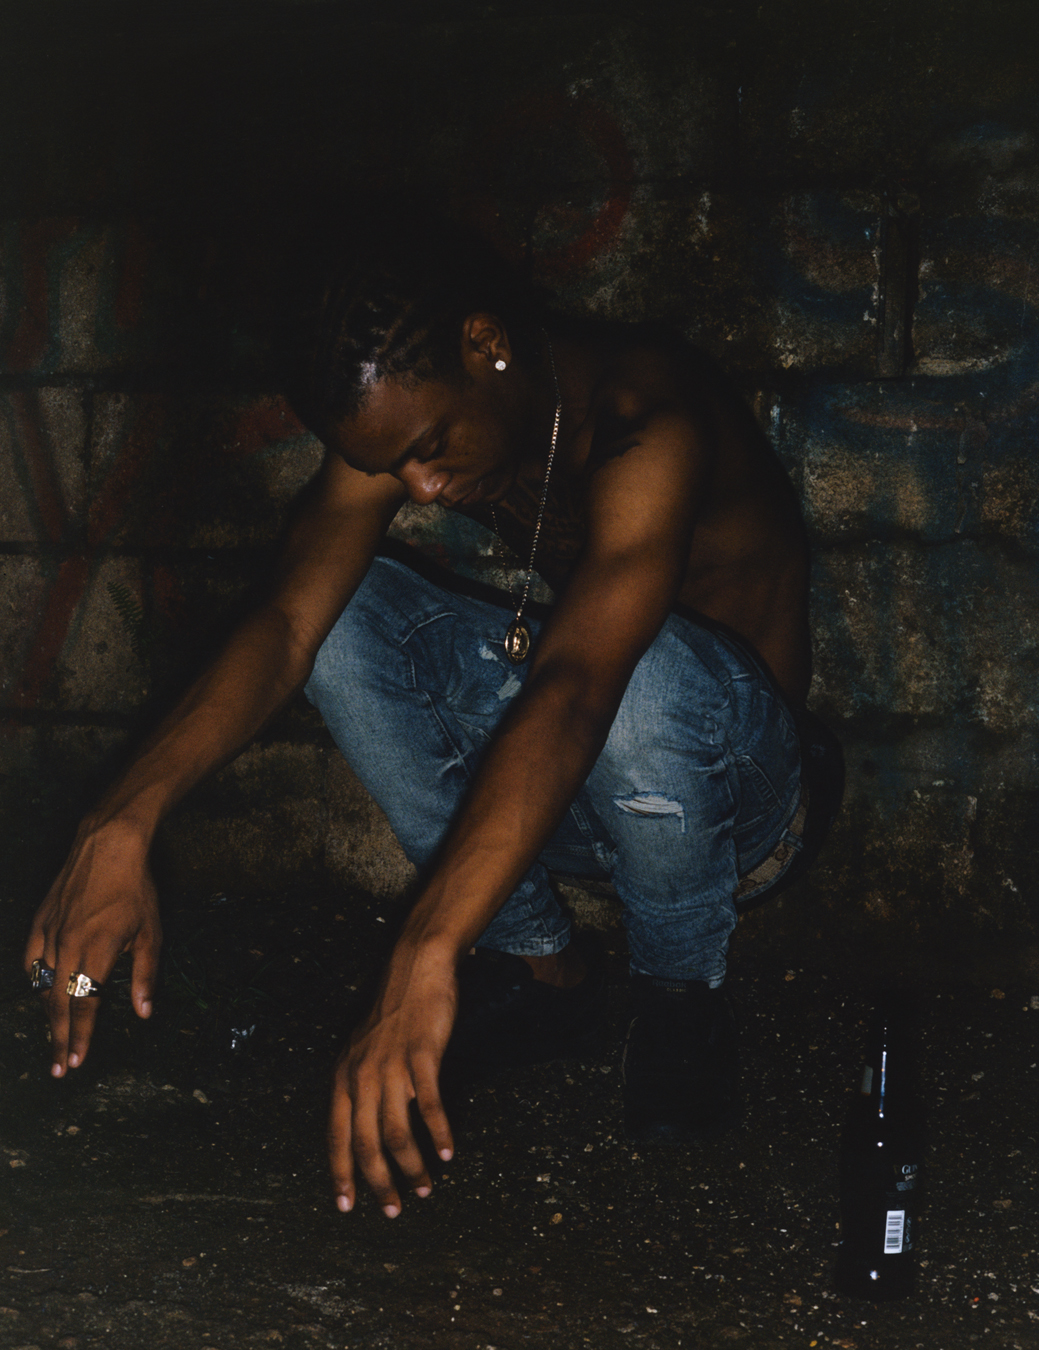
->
[[834, 988, 924, 1300]]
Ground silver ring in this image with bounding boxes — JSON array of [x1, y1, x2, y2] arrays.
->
[[66, 972, 103, 998], [31, 960, 55, 991]]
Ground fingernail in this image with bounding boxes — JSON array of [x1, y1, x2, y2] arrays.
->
[[67, 1053, 80, 1068], [416, 1186, 431, 1198], [383, 1204, 400, 1219], [439, 1148, 453, 1162], [336, 1194, 352, 1213], [51, 1063, 63, 1078], [140, 1001, 153, 1018]]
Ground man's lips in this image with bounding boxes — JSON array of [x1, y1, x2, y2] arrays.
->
[[442, 478, 486, 509]]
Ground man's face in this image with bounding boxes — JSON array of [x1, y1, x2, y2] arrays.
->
[[328, 366, 530, 511]]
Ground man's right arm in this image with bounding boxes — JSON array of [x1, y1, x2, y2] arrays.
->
[[24, 453, 405, 1078]]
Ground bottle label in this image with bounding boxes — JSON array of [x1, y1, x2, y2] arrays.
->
[[884, 1210, 906, 1253]]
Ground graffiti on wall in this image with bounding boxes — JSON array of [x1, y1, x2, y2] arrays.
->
[[2, 112, 1037, 755]]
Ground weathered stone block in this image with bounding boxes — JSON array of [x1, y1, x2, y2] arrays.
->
[[157, 741, 329, 896], [0, 388, 88, 543], [52, 556, 149, 715], [89, 392, 321, 552], [0, 220, 119, 377], [794, 720, 1039, 950], [914, 215, 1039, 382], [324, 753, 414, 901], [779, 375, 1039, 548], [778, 385, 959, 544], [1, 552, 147, 717], [978, 454, 1039, 552], [0, 556, 50, 705], [741, 3, 1039, 188], [0, 720, 133, 894], [809, 542, 1039, 725], [139, 552, 279, 704], [755, 192, 881, 377]]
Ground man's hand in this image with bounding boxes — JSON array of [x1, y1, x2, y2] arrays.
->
[[328, 943, 457, 1217], [23, 820, 162, 1078]]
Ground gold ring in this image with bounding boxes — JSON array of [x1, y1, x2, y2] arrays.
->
[[66, 972, 103, 998]]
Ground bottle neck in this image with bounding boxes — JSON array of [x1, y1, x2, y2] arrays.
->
[[859, 988, 918, 1119]]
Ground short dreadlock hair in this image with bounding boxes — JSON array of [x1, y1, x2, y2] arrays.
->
[[286, 219, 544, 441]]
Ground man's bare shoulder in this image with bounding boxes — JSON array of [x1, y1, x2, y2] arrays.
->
[[560, 323, 721, 467]]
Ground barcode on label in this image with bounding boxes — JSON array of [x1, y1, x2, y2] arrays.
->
[[884, 1210, 906, 1253]]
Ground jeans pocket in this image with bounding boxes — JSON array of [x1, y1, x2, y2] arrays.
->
[[735, 753, 786, 830]]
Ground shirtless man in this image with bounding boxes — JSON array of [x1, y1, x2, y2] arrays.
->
[[24, 227, 832, 1221]]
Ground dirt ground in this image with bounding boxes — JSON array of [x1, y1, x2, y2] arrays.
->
[[2, 884, 1037, 1350]]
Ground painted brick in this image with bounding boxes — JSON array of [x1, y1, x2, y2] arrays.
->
[[0, 388, 87, 543], [812, 542, 1039, 730], [89, 392, 322, 551], [777, 376, 1039, 547], [0, 221, 115, 377], [1, 553, 148, 717], [45, 555, 148, 716], [0, 556, 52, 706]]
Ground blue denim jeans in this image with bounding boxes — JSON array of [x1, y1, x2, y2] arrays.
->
[[305, 556, 802, 986]]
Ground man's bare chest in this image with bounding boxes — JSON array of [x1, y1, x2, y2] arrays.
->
[[473, 471, 588, 593]]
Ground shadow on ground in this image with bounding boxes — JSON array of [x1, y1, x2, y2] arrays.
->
[[1, 885, 1037, 1350]]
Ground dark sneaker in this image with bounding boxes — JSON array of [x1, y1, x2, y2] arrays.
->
[[442, 935, 607, 1083], [622, 976, 739, 1143]]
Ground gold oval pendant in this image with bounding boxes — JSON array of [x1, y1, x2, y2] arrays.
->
[[504, 618, 532, 664]]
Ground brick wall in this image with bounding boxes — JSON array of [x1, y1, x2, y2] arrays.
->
[[2, 1, 1037, 964]]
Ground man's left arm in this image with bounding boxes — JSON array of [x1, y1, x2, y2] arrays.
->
[[329, 397, 713, 1216]]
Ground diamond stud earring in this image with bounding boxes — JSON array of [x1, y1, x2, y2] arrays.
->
[[494, 358, 507, 371]]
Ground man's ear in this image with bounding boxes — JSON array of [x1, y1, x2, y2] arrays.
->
[[461, 313, 512, 377]]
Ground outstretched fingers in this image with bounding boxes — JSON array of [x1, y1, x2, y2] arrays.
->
[[48, 938, 114, 1074], [328, 1047, 455, 1217], [130, 922, 161, 1021], [328, 1058, 357, 1213], [355, 1083, 407, 1217], [413, 1052, 454, 1166]]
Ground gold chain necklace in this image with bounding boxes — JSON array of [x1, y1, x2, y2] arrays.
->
[[490, 338, 562, 665]]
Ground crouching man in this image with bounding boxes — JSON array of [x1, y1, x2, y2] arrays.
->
[[24, 225, 838, 1219]]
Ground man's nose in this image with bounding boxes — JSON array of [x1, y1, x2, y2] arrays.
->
[[398, 459, 449, 505]]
